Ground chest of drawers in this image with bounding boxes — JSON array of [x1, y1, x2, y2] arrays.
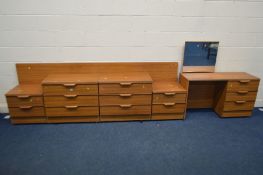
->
[[42, 74, 99, 123], [5, 84, 46, 124], [98, 73, 153, 121], [152, 81, 187, 120]]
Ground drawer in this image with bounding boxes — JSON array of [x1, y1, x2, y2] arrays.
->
[[99, 83, 152, 94], [221, 111, 253, 118], [7, 96, 43, 107], [223, 101, 255, 111], [227, 80, 259, 92], [99, 94, 151, 106], [100, 105, 151, 115], [152, 103, 186, 114], [225, 91, 257, 101], [44, 95, 98, 107], [153, 93, 186, 104], [9, 107, 45, 117], [46, 106, 99, 117], [43, 84, 98, 95]]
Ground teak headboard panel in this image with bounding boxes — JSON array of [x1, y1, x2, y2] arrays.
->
[[16, 62, 178, 84]]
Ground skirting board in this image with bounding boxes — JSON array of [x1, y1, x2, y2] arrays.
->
[[1, 100, 263, 114]]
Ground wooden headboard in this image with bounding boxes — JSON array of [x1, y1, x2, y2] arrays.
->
[[16, 62, 178, 84]]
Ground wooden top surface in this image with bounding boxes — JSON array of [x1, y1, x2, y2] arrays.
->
[[6, 84, 42, 96], [153, 81, 187, 93], [181, 72, 260, 81], [98, 72, 152, 83], [42, 74, 98, 84]]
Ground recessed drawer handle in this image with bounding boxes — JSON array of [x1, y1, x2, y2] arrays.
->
[[163, 103, 175, 106], [239, 80, 250, 83], [65, 105, 78, 109], [19, 106, 33, 110], [120, 104, 132, 108], [63, 83, 76, 87], [237, 91, 248, 94], [64, 94, 77, 98], [164, 92, 175, 96], [235, 101, 246, 104], [119, 94, 132, 97], [120, 82, 132, 86], [17, 95, 30, 99]]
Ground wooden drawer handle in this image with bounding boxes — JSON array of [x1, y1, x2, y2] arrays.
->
[[164, 92, 175, 96], [64, 94, 77, 98], [239, 80, 250, 83], [237, 91, 248, 94], [163, 103, 175, 106], [17, 95, 30, 99], [63, 83, 76, 87], [19, 106, 33, 110], [235, 101, 246, 104], [120, 82, 132, 86], [119, 104, 132, 108], [119, 94, 132, 97], [65, 105, 78, 109]]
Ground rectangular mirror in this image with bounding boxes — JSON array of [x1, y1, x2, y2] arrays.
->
[[182, 41, 219, 73]]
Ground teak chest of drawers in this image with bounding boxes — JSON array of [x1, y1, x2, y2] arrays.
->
[[5, 63, 260, 124]]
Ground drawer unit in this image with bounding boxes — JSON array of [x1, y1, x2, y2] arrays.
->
[[100, 105, 151, 116], [153, 93, 187, 104], [5, 84, 46, 124], [100, 94, 151, 106], [44, 95, 98, 107], [98, 72, 153, 120], [152, 81, 187, 120], [99, 83, 152, 95], [7, 96, 43, 107], [43, 84, 98, 95], [42, 74, 99, 123], [227, 80, 259, 92], [46, 106, 99, 117]]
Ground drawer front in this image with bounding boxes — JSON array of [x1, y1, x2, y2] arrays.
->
[[99, 83, 152, 94], [225, 91, 257, 101], [221, 111, 252, 118], [7, 96, 43, 107], [9, 107, 45, 117], [227, 80, 259, 92], [46, 106, 99, 117], [100, 105, 151, 115], [43, 84, 98, 95], [223, 101, 255, 111], [152, 103, 186, 114], [100, 94, 151, 106], [44, 95, 98, 107], [153, 93, 186, 104]]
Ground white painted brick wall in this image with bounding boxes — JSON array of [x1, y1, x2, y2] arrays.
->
[[0, 0, 263, 112]]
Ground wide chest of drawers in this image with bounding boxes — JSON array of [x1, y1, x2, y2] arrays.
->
[[98, 73, 153, 121], [42, 74, 99, 123]]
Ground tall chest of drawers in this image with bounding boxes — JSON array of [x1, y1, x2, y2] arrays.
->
[[99, 73, 153, 121], [42, 74, 99, 123]]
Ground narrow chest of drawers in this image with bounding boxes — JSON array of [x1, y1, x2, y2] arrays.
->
[[98, 73, 152, 121], [42, 74, 99, 123], [152, 82, 187, 120], [220, 79, 260, 117], [5, 84, 46, 124]]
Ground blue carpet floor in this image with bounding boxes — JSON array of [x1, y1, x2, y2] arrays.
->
[[0, 108, 263, 175]]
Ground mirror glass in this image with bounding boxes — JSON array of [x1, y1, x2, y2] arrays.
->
[[183, 41, 219, 66]]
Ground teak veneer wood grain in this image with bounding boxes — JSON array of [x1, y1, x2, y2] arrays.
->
[[16, 62, 178, 83]]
